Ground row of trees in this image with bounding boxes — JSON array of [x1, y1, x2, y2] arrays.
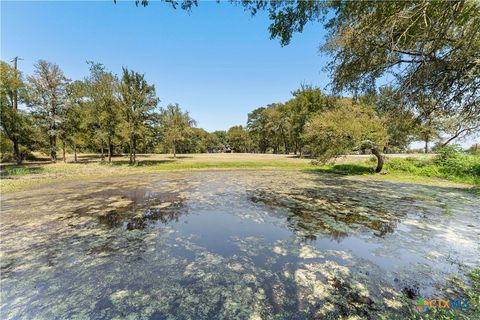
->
[[229, 86, 478, 172], [1, 59, 289, 164], [1, 59, 477, 173], [3, 1, 478, 172], [121, 0, 479, 173], [1, 60, 208, 164]]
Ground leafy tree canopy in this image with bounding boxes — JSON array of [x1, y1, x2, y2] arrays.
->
[[159, 103, 196, 157], [304, 100, 387, 172], [244, 1, 479, 117]]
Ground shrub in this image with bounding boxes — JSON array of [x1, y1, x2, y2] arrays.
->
[[384, 152, 480, 185], [434, 145, 462, 166]]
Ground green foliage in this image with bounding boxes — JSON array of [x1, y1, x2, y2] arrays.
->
[[434, 145, 463, 166], [247, 106, 269, 153], [0, 60, 35, 163], [0, 165, 37, 177], [247, 103, 292, 154], [27, 60, 69, 161], [212, 130, 227, 147], [122, 1, 479, 156], [385, 154, 480, 185], [119, 68, 158, 164], [240, 1, 480, 146], [247, 86, 328, 155], [203, 131, 224, 153], [158, 103, 195, 157], [263, 103, 291, 154], [287, 86, 328, 154], [84, 62, 121, 160], [368, 87, 417, 152], [226, 125, 250, 153], [304, 101, 387, 163]]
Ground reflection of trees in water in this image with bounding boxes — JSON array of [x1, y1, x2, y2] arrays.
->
[[126, 204, 187, 230], [288, 207, 397, 241], [248, 183, 399, 241], [87, 200, 188, 260], [72, 186, 189, 230], [96, 201, 188, 230]]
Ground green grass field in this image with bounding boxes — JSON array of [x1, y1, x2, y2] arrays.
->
[[1, 152, 478, 193]]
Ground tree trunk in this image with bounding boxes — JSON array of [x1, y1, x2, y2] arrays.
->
[[424, 138, 429, 153], [12, 58, 22, 165], [371, 148, 384, 173], [281, 131, 288, 154], [13, 137, 22, 164], [62, 140, 66, 163], [101, 145, 104, 161], [50, 135, 57, 162], [129, 135, 134, 165], [132, 137, 136, 164], [173, 144, 176, 159], [74, 142, 77, 163], [108, 136, 113, 163]]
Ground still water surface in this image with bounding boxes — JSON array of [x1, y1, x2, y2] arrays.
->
[[1, 171, 479, 319]]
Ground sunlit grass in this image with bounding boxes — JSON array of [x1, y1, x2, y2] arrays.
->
[[1, 153, 478, 192]]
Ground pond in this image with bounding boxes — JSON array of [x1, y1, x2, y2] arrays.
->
[[1, 171, 479, 319]]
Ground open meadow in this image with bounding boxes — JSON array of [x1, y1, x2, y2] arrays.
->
[[3, 152, 472, 193]]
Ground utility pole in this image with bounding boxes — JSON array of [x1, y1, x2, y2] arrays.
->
[[11, 56, 23, 164], [11, 56, 23, 110]]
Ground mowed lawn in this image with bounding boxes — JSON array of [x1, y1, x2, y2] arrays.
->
[[1, 152, 472, 193]]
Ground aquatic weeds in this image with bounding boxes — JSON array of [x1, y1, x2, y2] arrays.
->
[[1, 171, 478, 319]]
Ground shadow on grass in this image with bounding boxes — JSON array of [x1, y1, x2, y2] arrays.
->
[[306, 164, 373, 175], [286, 154, 314, 159], [107, 160, 176, 166], [304, 164, 480, 195], [165, 155, 193, 159], [28, 155, 52, 162]]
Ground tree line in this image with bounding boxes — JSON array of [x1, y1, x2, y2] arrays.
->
[[229, 85, 477, 173], [2, 0, 479, 172], [125, 0, 480, 163], [1, 60, 213, 164], [2, 58, 477, 173]]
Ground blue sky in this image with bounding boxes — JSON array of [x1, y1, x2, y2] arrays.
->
[[1, 0, 328, 132]]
